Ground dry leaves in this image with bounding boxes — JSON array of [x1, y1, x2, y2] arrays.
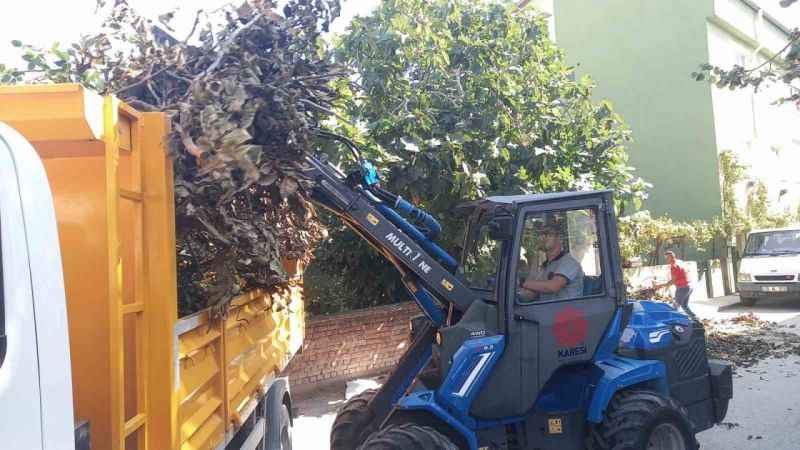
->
[[703, 313, 800, 369], [79, 0, 345, 315]]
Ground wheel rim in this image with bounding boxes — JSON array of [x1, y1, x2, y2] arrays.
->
[[647, 423, 686, 450], [281, 423, 292, 450]]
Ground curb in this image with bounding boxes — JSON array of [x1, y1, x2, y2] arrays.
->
[[695, 295, 741, 309]]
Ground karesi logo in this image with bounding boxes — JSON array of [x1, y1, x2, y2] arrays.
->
[[553, 306, 588, 348], [558, 345, 587, 358], [554, 306, 589, 359]]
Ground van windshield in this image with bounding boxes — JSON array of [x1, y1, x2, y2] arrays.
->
[[744, 230, 800, 256]]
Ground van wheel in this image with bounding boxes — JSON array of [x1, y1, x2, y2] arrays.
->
[[740, 296, 757, 306]]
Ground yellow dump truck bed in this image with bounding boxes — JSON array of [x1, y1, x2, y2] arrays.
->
[[0, 84, 304, 450]]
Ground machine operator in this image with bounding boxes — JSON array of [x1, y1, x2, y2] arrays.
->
[[519, 222, 584, 302]]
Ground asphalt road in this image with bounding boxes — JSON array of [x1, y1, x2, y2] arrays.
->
[[693, 295, 800, 450], [292, 295, 800, 450]]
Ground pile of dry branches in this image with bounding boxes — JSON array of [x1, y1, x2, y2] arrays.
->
[[72, 0, 346, 315]]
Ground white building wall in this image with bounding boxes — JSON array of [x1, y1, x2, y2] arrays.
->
[[707, 11, 800, 218], [715, 0, 759, 39], [529, 0, 556, 41], [761, 20, 791, 55]]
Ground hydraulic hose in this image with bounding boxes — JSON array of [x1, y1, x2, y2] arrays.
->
[[372, 187, 442, 240]]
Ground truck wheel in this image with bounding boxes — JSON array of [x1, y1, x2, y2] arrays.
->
[[595, 390, 698, 450], [358, 424, 458, 450], [740, 296, 757, 306], [265, 404, 292, 450], [330, 388, 378, 450]]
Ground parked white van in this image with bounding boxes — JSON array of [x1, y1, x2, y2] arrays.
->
[[737, 227, 800, 306]]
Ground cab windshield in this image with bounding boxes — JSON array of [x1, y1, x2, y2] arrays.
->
[[461, 221, 501, 294], [744, 230, 800, 256]]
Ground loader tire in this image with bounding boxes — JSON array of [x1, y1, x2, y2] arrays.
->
[[330, 388, 378, 450], [594, 390, 698, 450], [358, 424, 458, 450]]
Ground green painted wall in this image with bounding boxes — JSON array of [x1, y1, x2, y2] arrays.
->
[[553, 0, 723, 221]]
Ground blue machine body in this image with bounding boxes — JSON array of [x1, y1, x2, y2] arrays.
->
[[360, 160, 381, 187], [394, 302, 691, 449], [619, 301, 692, 352], [397, 335, 518, 450], [376, 204, 458, 271], [351, 158, 695, 449]]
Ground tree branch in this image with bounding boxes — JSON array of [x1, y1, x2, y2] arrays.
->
[[146, 80, 163, 107], [112, 64, 175, 95], [746, 33, 800, 73], [183, 9, 204, 44], [165, 70, 193, 84], [202, 12, 264, 77], [195, 214, 232, 246], [126, 99, 160, 111], [175, 123, 205, 160], [298, 98, 354, 126], [288, 71, 351, 83]]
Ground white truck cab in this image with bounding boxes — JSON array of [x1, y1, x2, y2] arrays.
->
[[0, 122, 77, 450], [736, 227, 800, 306]]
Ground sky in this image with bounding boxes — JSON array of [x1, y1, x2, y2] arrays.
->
[[760, 0, 800, 28], [0, 0, 797, 67], [0, 0, 381, 66]]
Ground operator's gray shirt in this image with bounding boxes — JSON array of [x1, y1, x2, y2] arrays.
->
[[527, 252, 584, 301]]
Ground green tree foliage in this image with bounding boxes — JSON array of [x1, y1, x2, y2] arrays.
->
[[618, 211, 714, 266], [1, 0, 345, 316], [716, 150, 750, 241], [715, 151, 794, 245], [617, 152, 794, 271], [693, 0, 799, 105], [746, 181, 788, 228], [306, 0, 649, 314]]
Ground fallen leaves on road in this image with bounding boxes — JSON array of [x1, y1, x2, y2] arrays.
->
[[703, 313, 800, 369], [628, 288, 672, 302]]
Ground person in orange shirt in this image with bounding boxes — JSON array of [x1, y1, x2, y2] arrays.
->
[[654, 250, 697, 319]]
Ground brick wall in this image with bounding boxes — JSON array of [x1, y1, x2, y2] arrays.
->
[[284, 302, 418, 389]]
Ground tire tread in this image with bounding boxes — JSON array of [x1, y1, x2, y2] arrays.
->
[[595, 389, 698, 450], [330, 389, 379, 450], [358, 424, 458, 450]]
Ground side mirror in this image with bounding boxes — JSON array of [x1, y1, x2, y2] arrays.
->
[[488, 216, 514, 241]]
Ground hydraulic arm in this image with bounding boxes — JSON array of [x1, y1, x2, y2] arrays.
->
[[303, 133, 475, 427], [303, 135, 477, 321]]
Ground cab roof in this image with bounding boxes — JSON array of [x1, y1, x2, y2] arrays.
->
[[455, 189, 612, 217], [484, 189, 612, 205]]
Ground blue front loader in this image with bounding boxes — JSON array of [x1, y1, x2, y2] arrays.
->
[[394, 302, 707, 449], [307, 139, 732, 449]]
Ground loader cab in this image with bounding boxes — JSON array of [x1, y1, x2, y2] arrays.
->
[[449, 190, 625, 418], [460, 191, 624, 310]]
